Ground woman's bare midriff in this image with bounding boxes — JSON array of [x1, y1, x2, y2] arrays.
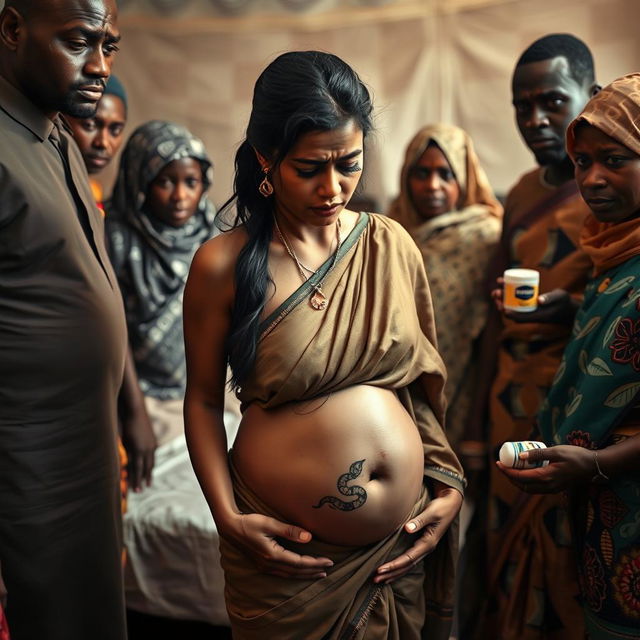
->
[[232, 385, 424, 546]]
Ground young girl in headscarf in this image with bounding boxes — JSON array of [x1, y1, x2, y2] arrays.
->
[[499, 73, 640, 640], [106, 121, 216, 445], [388, 123, 503, 451]]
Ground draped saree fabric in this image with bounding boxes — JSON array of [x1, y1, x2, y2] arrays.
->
[[106, 120, 217, 400], [388, 123, 502, 449], [224, 213, 465, 639], [536, 72, 640, 640]]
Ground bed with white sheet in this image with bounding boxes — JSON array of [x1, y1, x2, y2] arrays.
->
[[123, 409, 240, 625]]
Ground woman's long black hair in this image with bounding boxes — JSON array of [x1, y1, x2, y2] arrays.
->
[[220, 51, 373, 390]]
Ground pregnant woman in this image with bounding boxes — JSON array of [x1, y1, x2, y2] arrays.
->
[[184, 51, 464, 639]]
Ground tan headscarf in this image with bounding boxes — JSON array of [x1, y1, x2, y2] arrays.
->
[[566, 73, 640, 274], [388, 123, 502, 230]]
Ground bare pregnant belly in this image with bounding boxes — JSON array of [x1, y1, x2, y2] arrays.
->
[[232, 385, 424, 546]]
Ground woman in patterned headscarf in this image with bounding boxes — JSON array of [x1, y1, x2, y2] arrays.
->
[[106, 120, 216, 445], [388, 123, 503, 451], [499, 73, 640, 640]]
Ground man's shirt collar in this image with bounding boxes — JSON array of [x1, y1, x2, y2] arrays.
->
[[0, 74, 57, 142]]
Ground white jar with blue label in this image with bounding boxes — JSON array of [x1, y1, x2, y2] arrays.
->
[[503, 268, 540, 312]]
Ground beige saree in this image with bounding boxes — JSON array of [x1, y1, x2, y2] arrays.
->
[[223, 212, 465, 639]]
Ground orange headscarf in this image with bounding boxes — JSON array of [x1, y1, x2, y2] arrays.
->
[[566, 73, 640, 274], [388, 123, 502, 231]]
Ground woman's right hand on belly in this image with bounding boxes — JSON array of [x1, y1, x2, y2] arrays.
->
[[221, 512, 335, 579]]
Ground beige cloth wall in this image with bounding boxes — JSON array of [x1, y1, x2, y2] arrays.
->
[[100, 0, 640, 209]]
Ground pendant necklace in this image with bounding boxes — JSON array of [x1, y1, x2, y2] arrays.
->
[[274, 216, 342, 311]]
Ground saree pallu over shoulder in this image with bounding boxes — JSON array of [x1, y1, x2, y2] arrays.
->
[[228, 213, 463, 638], [239, 212, 464, 493]]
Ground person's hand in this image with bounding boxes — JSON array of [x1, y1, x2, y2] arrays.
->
[[504, 287, 578, 325], [121, 408, 157, 492], [221, 512, 334, 580], [491, 277, 506, 313], [496, 444, 595, 493], [373, 484, 463, 584]]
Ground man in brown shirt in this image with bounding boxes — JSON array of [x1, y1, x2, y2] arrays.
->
[[0, 1, 127, 638]]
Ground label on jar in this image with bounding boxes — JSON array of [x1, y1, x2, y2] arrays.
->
[[515, 285, 536, 300], [503, 279, 539, 311]]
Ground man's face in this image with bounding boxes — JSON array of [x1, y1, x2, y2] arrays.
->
[[512, 56, 593, 167], [68, 94, 126, 174], [13, 0, 120, 119]]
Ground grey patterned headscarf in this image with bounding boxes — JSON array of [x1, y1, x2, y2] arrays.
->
[[106, 120, 216, 399]]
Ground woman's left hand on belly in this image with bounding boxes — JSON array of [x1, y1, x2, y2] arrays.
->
[[373, 482, 463, 584]]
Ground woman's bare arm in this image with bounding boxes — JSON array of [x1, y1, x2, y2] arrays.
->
[[183, 234, 333, 578], [183, 237, 237, 522]]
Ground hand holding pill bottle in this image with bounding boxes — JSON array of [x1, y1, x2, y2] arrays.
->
[[499, 441, 549, 469]]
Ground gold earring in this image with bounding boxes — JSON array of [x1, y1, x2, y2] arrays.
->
[[258, 167, 274, 198]]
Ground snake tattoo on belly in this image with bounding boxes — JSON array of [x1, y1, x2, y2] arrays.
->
[[312, 459, 367, 511]]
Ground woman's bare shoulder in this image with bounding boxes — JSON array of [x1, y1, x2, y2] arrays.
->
[[191, 227, 248, 282]]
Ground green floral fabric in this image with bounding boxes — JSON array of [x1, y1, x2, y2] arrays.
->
[[538, 254, 640, 639]]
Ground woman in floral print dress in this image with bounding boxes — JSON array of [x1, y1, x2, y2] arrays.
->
[[499, 73, 640, 640]]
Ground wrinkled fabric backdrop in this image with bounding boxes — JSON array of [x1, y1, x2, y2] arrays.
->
[[94, 0, 640, 210]]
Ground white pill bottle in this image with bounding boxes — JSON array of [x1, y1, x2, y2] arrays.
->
[[503, 268, 540, 313], [499, 441, 549, 469]]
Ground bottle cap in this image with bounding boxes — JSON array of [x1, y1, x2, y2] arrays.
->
[[503, 268, 540, 284]]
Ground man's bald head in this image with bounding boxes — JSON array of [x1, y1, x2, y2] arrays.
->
[[4, 0, 113, 20]]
